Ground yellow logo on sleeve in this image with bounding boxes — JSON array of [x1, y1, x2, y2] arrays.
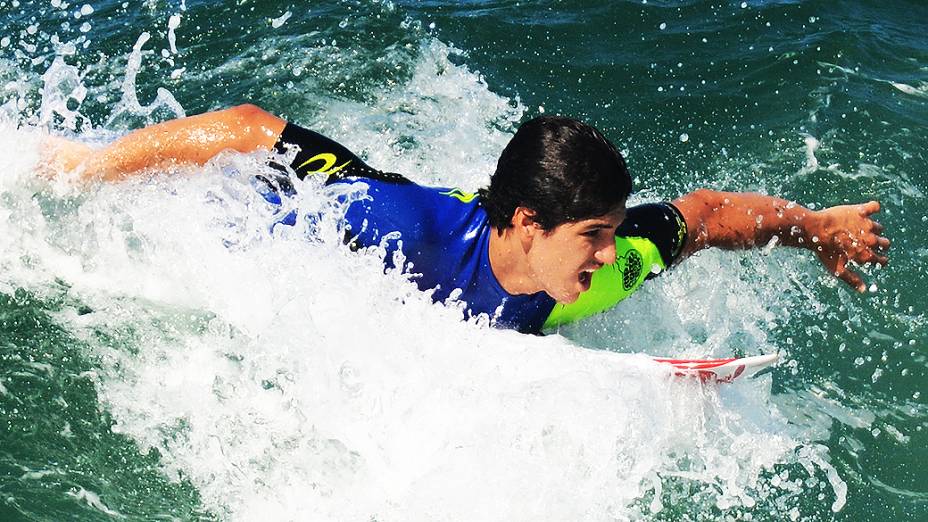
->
[[440, 188, 478, 203], [297, 153, 352, 177]]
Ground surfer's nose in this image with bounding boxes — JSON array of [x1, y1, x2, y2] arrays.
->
[[594, 239, 616, 265]]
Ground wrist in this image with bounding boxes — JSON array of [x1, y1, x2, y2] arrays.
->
[[776, 202, 819, 248], [799, 209, 825, 250]]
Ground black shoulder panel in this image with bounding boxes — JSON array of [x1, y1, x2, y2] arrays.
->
[[273, 122, 410, 185], [616, 202, 688, 268]]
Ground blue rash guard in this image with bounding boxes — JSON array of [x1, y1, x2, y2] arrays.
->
[[262, 123, 688, 334]]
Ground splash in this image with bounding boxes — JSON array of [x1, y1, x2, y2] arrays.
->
[[0, 13, 853, 522], [105, 32, 186, 128]]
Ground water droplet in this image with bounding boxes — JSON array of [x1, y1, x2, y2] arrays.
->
[[679, 133, 689, 142], [80, 4, 93, 16], [659, 22, 667, 30]]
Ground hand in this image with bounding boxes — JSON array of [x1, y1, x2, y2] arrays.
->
[[809, 201, 890, 292], [39, 135, 95, 178]]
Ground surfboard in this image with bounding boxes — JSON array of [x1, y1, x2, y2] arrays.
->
[[653, 353, 779, 383]]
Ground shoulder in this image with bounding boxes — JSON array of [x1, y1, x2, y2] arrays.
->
[[617, 202, 688, 267]]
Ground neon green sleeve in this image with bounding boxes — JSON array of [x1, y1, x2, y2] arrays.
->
[[542, 236, 666, 329]]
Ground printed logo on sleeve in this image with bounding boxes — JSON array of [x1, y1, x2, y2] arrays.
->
[[297, 152, 352, 177], [440, 188, 478, 203], [617, 249, 643, 290]]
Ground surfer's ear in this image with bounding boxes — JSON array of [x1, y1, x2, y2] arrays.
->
[[512, 206, 543, 236]]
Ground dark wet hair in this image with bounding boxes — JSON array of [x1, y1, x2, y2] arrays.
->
[[478, 115, 632, 232]]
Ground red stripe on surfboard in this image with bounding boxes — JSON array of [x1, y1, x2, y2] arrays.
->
[[654, 358, 737, 370]]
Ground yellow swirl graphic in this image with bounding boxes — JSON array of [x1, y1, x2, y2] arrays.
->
[[297, 153, 352, 176]]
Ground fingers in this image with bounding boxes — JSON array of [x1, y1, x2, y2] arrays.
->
[[864, 234, 891, 251], [833, 257, 866, 292], [858, 248, 889, 266]]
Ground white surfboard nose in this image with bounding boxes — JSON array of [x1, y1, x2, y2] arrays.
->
[[652, 352, 780, 383]]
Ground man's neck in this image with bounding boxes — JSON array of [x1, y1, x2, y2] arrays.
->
[[487, 228, 540, 296]]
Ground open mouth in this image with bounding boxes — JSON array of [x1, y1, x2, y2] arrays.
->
[[578, 268, 595, 290]]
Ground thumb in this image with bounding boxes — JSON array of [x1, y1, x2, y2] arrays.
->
[[860, 200, 880, 216]]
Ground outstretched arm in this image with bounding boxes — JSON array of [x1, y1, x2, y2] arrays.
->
[[672, 189, 890, 292], [43, 104, 286, 181]]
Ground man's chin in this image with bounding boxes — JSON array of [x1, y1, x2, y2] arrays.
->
[[553, 291, 580, 304]]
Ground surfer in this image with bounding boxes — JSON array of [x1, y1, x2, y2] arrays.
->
[[42, 104, 890, 333]]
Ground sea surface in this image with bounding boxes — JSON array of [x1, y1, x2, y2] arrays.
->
[[0, 0, 926, 520]]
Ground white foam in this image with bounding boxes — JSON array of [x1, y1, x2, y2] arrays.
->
[[270, 11, 292, 29], [892, 81, 928, 98], [67, 486, 124, 518], [167, 14, 181, 54]]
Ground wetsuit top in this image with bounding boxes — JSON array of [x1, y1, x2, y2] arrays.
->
[[264, 123, 688, 334]]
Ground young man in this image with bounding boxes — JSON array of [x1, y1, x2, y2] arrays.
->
[[45, 104, 890, 333]]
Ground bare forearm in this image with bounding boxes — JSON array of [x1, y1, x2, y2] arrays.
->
[[672, 188, 889, 291], [673, 189, 816, 255], [47, 104, 286, 181]]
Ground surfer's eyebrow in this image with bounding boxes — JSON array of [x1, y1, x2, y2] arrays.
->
[[586, 223, 614, 230]]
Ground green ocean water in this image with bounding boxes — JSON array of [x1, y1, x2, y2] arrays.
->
[[0, 0, 926, 520]]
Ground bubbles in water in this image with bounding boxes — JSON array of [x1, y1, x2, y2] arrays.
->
[[679, 132, 689, 142]]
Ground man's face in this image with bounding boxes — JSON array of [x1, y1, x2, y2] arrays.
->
[[525, 207, 625, 303]]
